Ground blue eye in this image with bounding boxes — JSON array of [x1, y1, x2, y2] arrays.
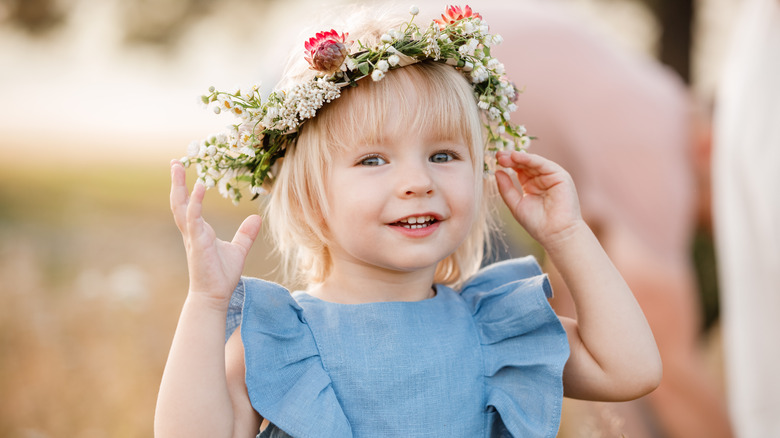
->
[[430, 151, 457, 163], [360, 155, 387, 166]]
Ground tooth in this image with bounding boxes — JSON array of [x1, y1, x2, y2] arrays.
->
[[409, 217, 418, 224]]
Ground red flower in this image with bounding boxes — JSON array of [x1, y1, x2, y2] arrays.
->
[[304, 29, 349, 73], [434, 5, 482, 28]]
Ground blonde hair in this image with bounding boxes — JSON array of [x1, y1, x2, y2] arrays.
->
[[266, 14, 498, 288]]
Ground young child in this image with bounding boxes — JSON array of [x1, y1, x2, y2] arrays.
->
[[155, 5, 661, 438]]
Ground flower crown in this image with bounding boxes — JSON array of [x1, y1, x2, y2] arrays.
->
[[182, 5, 530, 204]]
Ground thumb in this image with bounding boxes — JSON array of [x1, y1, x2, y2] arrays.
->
[[231, 214, 262, 252]]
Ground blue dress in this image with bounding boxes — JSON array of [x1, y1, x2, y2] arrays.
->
[[225, 256, 570, 438]]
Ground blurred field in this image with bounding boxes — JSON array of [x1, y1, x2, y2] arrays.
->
[[0, 162, 279, 438]]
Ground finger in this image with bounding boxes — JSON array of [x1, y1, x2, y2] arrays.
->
[[495, 169, 524, 211], [499, 152, 568, 191], [186, 181, 206, 236], [232, 215, 262, 253], [497, 151, 559, 176], [170, 160, 189, 232]]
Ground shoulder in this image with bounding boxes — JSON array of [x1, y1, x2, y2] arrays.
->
[[459, 255, 553, 302], [453, 257, 570, 437]]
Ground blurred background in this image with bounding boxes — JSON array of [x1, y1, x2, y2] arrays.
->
[[0, 0, 745, 436]]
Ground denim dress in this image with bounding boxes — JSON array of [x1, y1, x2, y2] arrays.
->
[[225, 256, 569, 438]]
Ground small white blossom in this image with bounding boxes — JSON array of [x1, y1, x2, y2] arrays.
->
[[204, 176, 216, 188], [380, 33, 393, 43], [187, 141, 200, 158], [213, 106, 221, 114], [377, 60, 390, 72], [471, 66, 489, 83], [477, 101, 490, 110], [388, 54, 400, 66], [464, 22, 475, 34], [409, 5, 419, 15], [240, 146, 256, 157], [346, 57, 358, 71], [371, 69, 385, 81]]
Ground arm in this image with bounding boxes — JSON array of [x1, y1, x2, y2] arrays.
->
[[495, 151, 662, 401], [548, 225, 732, 437], [154, 161, 262, 437]]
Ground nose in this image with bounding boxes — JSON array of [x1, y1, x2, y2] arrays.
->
[[398, 164, 435, 197]]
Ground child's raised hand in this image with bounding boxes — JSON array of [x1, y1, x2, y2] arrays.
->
[[495, 151, 584, 248], [170, 160, 262, 306]]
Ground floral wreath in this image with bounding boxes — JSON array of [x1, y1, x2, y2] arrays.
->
[[182, 5, 530, 204]]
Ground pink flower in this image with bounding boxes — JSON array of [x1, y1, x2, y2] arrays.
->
[[304, 29, 349, 73], [434, 5, 482, 29]]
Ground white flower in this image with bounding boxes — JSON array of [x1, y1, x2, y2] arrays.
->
[[377, 60, 390, 72], [213, 106, 221, 114], [380, 33, 393, 43], [206, 145, 217, 156], [471, 66, 489, 83], [477, 101, 490, 110], [409, 5, 419, 16], [204, 176, 216, 188], [464, 22, 475, 34], [371, 69, 385, 81], [520, 136, 530, 147], [346, 57, 358, 71], [463, 61, 474, 71], [187, 141, 200, 158], [240, 146, 256, 157], [388, 54, 400, 66]]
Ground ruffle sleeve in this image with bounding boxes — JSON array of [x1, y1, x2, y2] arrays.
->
[[460, 256, 570, 438], [227, 277, 352, 438]]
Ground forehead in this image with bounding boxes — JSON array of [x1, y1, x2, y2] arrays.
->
[[315, 62, 480, 153]]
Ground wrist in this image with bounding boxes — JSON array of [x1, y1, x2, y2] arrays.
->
[[185, 289, 232, 313], [538, 219, 593, 256]]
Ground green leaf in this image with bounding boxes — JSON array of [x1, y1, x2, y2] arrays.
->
[[358, 62, 370, 75]]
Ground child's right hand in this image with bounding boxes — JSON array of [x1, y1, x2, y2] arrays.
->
[[169, 160, 262, 307]]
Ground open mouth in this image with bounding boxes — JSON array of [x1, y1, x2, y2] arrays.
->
[[392, 215, 438, 229]]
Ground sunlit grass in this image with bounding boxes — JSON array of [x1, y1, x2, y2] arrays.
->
[[0, 163, 277, 437]]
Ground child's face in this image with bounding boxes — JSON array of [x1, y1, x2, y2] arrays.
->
[[323, 125, 478, 278]]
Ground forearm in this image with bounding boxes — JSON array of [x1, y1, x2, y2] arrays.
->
[[155, 293, 235, 437], [545, 221, 661, 400]]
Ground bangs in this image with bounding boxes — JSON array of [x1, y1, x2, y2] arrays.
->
[[309, 61, 483, 160]]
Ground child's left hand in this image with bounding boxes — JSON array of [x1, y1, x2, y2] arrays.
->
[[495, 151, 584, 248]]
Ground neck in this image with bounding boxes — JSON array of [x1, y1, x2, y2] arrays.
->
[[308, 262, 438, 304]]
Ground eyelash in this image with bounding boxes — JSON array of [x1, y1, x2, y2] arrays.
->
[[356, 149, 463, 166]]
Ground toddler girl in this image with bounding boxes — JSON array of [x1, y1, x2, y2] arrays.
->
[[156, 5, 661, 437]]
